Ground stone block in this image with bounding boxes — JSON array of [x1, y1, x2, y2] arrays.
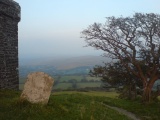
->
[[0, 0, 20, 90]]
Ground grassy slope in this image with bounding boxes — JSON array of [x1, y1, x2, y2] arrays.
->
[[1, 90, 159, 120], [53, 91, 119, 98], [0, 90, 130, 120], [56, 92, 160, 120], [103, 97, 160, 120]]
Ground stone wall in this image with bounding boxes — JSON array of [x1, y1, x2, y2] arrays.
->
[[0, 0, 20, 90]]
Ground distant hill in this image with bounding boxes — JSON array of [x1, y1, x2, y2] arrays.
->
[[20, 56, 111, 70], [19, 56, 111, 77]]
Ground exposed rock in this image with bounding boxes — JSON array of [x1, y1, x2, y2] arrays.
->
[[20, 72, 54, 104]]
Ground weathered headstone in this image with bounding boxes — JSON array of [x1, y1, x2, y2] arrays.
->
[[20, 72, 54, 104]]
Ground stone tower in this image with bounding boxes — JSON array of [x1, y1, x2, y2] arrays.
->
[[0, 0, 20, 90]]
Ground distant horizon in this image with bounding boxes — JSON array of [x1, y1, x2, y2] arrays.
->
[[19, 54, 104, 60], [19, 55, 111, 65], [15, 0, 160, 59]]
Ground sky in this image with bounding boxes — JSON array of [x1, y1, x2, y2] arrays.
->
[[14, 0, 160, 59]]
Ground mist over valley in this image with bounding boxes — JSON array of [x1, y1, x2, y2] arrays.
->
[[19, 55, 111, 77]]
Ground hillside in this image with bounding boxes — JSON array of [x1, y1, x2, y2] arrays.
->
[[20, 56, 111, 70], [0, 90, 130, 120], [1, 90, 160, 120], [19, 56, 111, 77]]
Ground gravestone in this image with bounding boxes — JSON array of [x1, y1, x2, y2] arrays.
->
[[20, 72, 54, 104]]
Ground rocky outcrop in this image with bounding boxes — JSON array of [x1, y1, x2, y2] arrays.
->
[[20, 72, 54, 104]]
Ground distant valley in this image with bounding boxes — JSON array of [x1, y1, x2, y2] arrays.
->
[[19, 56, 111, 77]]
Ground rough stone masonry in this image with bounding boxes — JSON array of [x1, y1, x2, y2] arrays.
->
[[0, 0, 21, 90]]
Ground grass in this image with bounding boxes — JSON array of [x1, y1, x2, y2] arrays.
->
[[1, 90, 160, 120], [20, 82, 102, 90], [53, 91, 119, 98], [53, 83, 72, 89], [86, 76, 101, 81], [20, 75, 101, 83], [56, 75, 83, 82], [0, 90, 131, 120], [19, 76, 102, 90], [57, 75, 101, 82], [53, 82, 101, 90], [103, 96, 160, 120], [77, 82, 101, 88], [54, 91, 160, 120]]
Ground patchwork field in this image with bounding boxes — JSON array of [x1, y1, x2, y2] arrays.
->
[[19, 82, 102, 90], [20, 75, 101, 83], [19, 75, 102, 90]]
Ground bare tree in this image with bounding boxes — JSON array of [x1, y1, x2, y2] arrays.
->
[[81, 13, 160, 102]]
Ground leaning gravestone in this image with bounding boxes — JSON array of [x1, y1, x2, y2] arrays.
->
[[20, 72, 54, 104]]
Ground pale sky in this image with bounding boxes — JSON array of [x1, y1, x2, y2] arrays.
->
[[15, 0, 160, 59]]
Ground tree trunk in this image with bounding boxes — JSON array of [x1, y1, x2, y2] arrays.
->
[[142, 80, 155, 103], [142, 87, 152, 102]]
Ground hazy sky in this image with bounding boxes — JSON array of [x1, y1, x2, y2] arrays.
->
[[15, 0, 160, 59]]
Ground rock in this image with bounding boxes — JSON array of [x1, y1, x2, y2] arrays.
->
[[20, 72, 54, 104]]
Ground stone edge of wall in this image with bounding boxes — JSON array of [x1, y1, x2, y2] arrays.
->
[[0, 0, 21, 21]]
